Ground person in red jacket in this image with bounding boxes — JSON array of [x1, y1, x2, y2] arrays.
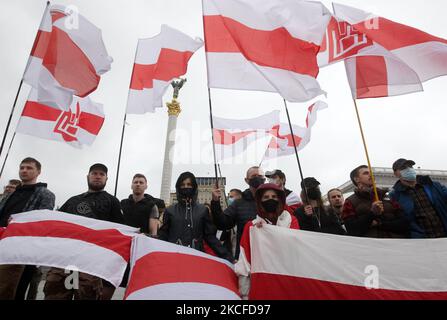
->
[[235, 183, 299, 299]]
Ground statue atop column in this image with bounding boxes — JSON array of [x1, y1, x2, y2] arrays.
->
[[171, 78, 187, 100], [167, 78, 186, 116]]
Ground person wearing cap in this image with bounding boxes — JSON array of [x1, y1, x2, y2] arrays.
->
[[265, 169, 301, 214], [390, 159, 447, 238], [294, 178, 346, 235], [211, 166, 266, 260], [44, 163, 124, 300], [236, 183, 299, 299], [0, 157, 55, 300], [341, 165, 409, 239]]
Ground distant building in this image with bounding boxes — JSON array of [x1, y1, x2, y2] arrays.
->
[[336, 167, 447, 196], [169, 177, 228, 208]]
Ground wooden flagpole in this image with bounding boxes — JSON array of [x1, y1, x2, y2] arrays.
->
[[352, 98, 380, 202]]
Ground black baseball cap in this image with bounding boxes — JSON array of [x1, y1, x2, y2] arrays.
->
[[301, 177, 320, 189], [89, 163, 108, 174], [392, 159, 416, 172], [265, 169, 286, 180]]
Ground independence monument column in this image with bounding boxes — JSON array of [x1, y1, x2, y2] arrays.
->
[[160, 78, 186, 204]]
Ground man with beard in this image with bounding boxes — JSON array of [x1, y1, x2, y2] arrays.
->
[[44, 163, 124, 300], [211, 166, 266, 260], [0, 157, 55, 300]]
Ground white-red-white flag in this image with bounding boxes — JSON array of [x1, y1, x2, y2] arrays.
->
[[23, 5, 113, 110], [203, 0, 330, 102], [246, 225, 447, 300], [16, 89, 105, 149], [125, 235, 240, 300], [126, 25, 203, 114], [0, 210, 139, 287], [318, 3, 447, 99], [264, 101, 327, 160], [213, 111, 280, 161]]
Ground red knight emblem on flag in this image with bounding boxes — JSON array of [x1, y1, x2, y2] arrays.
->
[[53, 102, 81, 142], [319, 17, 374, 65]]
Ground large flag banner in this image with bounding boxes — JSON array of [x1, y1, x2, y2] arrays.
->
[[0, 210, 139, 287], [318, 3, 447, 99], [343, 44, 423, 99], [23, 4, 113, 109], [126, 25, 203, 114], [213, 110, 280, 161], [203, 0, 330, 102], [333, 3, 447, 82], [264, 101, 327, 160], [248, 225, 447, 300], [16, 89, 105, 149], [125, 235, 240, 300]]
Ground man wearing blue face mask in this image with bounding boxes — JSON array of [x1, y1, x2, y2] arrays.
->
[[390, 159, 447, 238]]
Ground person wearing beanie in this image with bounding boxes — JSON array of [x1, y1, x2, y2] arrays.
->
[[235, 183, 299, 300]]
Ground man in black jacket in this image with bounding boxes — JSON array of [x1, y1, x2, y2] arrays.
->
[[121, 174, 160, 236], [159, 172, 233, 262], [44, 163, 124, 300], [0, 157, 55, 300], [211, 166, 265, 259]]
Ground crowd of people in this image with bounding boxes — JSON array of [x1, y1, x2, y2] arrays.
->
[[0, 156, 446, 300]]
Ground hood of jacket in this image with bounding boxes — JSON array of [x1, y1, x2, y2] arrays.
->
[[175, 172, 198, 205], [255, 183, 286, 217]]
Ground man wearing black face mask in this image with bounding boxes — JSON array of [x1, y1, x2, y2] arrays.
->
[[159, 172, 233, 262], [294, 178, 346, 235], [211, 166, 265, 259]]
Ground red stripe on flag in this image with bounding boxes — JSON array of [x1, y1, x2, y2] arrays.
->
[[125, 252, 239, 298], [42, 27, 99, 97], [30, 30, 52, 59], [130, 48, 194, 90], [204, 15, 320, 77], [250, 273, 447, 300], [1, 221, 132, 261], [22, 101, 61, 121], [50, 11, 67, 23], [270, 126, 303, 148], [78, 111, 104, 135], [355, 56, 388, 98], [213, 129, 257, 145], [353, 18, 447, 51]]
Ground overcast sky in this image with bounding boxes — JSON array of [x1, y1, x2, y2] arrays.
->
[[1, 0, 446, 207]]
